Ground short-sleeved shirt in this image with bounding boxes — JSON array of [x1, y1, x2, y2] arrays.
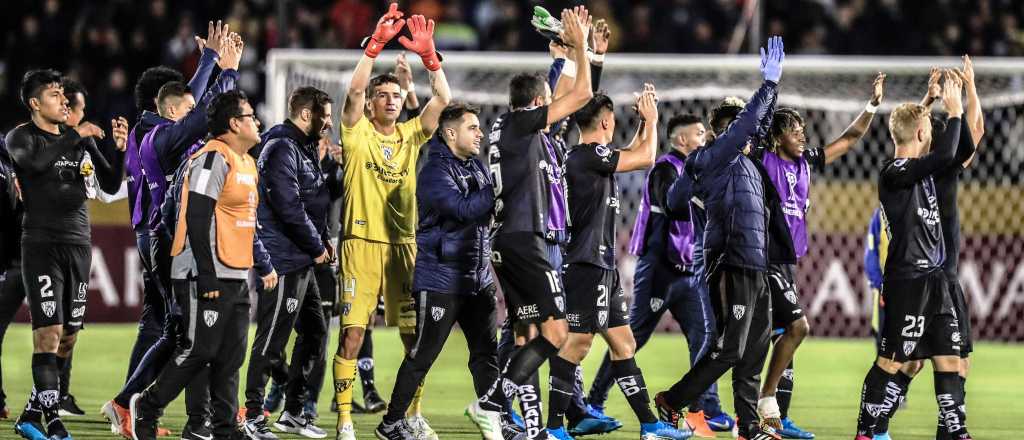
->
[[341, 115, 429, 244], [171, 151, 249, 280], [488, 107, 552, 238], [761, 147, 825, 259], [565, 142, 621, 269]]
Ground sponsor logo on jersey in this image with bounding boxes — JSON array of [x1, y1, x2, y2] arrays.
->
[[41, 301, 56, 318], [235, 173, 256, 185], [431, 306, 445, 322], [77, 283, 88, 301], [341, 303, 351, 316], [951, 332, 961, 343], [71, 306, 85, 318], [204, 310, 219, 327], [517, 304, 540, 320], [286, 298, 298, 314], [784, 289, 798, 304], [732, 305, 746, 320]]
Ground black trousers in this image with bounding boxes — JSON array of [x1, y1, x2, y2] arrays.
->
[[304, 262, 337, 406], [244, 265, 327, 416], [140, 278, 249, 437], [665, 266, 771, 435], [385, 288, 499, 421], [0, 263, 26, 406]]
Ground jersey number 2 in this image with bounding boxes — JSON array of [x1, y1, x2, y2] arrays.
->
[[38, 275, 54, 298]]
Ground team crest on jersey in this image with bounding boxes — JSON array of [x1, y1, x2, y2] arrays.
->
[[341, 303, 352, 316], [595, 145, 611, 158], [204, 310, 219, 327], [732, 305, 746, 320], [77, 283, 88, 301], [598, 311, 608, 327], [784, 290, 798, 304], [286, 298, 298, 313], [41, 301, 56, 318], [554, 296, 565, 313], [903, 341, 917, 356], [38, 390, 60, 408], [382, 145, 394, 161], [650, 298, 664, 312], [431, 306, 446, 322]]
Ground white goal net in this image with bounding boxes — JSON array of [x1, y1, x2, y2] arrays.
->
[[267, 49, 1024, 341]]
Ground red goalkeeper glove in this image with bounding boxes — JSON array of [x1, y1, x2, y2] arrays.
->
[[398, 15, 441, 71], [363, 3, 405, 58]]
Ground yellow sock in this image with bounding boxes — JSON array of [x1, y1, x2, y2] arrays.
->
[[333, 355, 357, 427], [407, 381, 425, 417]]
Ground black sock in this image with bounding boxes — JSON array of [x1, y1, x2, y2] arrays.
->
[[875, 370, 913, 433], [482, 337, 558, 407], [565, 365, 586, 426], [56, 355, 70, 399], [21, 388, 43, 423], [31, 353, 60, 422], [519, 371, 543, 437], [855, 364, 897, 436], [358, 330, 376, 394], [546, 356, 576, 429], [777, 361, 794, 420], [611, 358, 656, 424], [935, 371, 968, 438]]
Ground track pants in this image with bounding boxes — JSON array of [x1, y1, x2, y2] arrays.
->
[[245, 265, 326, 417], [138, 278, 249, 437], [0, 263, 26, 407]]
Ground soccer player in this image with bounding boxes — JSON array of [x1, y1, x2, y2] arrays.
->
[[543, 89, 690, 440], [870, 57, 984, 440], [468, 7, 592, 440], [242, 86, 338, 439], [331, 5, 452, 439], [129, 90, 266, 440], [105, 26, 243, 439], [0, 132, 20, 421], [375, 103, 500, 439], [851, 71, 971, 440], [654, 37, 785, 440], [7, 69, 127, 440], [588, 113, 732, 437], [754, 73, 885, 438]]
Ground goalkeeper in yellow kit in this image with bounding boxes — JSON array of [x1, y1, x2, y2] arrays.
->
[[332, 4, 451, 440]]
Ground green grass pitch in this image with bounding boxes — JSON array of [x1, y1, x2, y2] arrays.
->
[[1, 324, 1020, 439]]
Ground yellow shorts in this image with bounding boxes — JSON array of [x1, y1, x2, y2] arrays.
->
[[340, 238, 417, 334]]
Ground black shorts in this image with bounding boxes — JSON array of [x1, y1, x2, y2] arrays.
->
[[878, 271, 960, 362], [21, 243, 91, 332], [767, 264, 805, 330], [492, 232, 566, 325], [947, 276, 973, 357], [563, 264, 629, 333]]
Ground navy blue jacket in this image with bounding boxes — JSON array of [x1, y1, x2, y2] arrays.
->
[[256, 121, 341, 275], [690, 80, 778, 272], [413, 136, 495, 294]]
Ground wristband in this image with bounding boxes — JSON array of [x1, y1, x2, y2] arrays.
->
[[362, 36, 385, 58], [400, 88, 409, 102], [865, 102, 879, 114], [588, 52, 605, 64], [562, 59, 577, 78]]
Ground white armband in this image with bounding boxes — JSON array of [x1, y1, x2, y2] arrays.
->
[[589, 52, 605, 64], [865, 102, 879, 114]]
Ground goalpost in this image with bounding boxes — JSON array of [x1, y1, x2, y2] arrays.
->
[[266, 49, 1024, 341]]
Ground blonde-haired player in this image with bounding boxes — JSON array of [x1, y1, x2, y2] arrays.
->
[[331, 4, 451, 440]]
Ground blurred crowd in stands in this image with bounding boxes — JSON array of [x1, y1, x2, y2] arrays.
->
[[2, 0, 1022, 130]]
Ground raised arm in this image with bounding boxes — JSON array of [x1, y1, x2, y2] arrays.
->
[[86, 117, 129, 193], [189, 21, 231, 98], [823, 72, 885, 164], [885, 74, 964, 187], [546, 7, 593, 125], [959, 55, 984, 161], [394, 52, 420, 114], [616, 85, 658, 172], [343, 4, 406, 128], [7, 123, 103, 175], [920, 67, 941, 107], [398, 14, 450, 136]]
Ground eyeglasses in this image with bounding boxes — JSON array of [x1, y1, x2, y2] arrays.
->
[[234, 113, 260, 125]]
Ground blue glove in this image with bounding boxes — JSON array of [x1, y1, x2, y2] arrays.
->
[[760, 36, 785, 83]]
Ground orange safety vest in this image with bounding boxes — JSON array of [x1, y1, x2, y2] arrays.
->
[[171, 139, 259, 269]]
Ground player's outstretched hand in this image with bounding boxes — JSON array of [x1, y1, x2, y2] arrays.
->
[[926, 67, 942, 101], [637, 83, 658, 123], [111, 117, 129, 152], [941, 70, 964, 118], [218, 33, 243, 71], [398, 15, 441, 71], [591, 18, 610, 55], [760, 36, 784, 83], [196, 20, 229, 55], [871, 72, 886, 106], [961, 54, 975, 85], [395, 52, 413, 88], [559, 8, 585, 50], [365, 3, 406, 58], [75, 121, 105, 139]]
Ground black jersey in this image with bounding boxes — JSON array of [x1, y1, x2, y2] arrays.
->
[[488, 106, 551, 237], [0, 135, 23, 268], [5, 123, 124, 245], [565, 142, 621, 269], [878, 118, 962, 281], [934, 121, 976, 278]]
